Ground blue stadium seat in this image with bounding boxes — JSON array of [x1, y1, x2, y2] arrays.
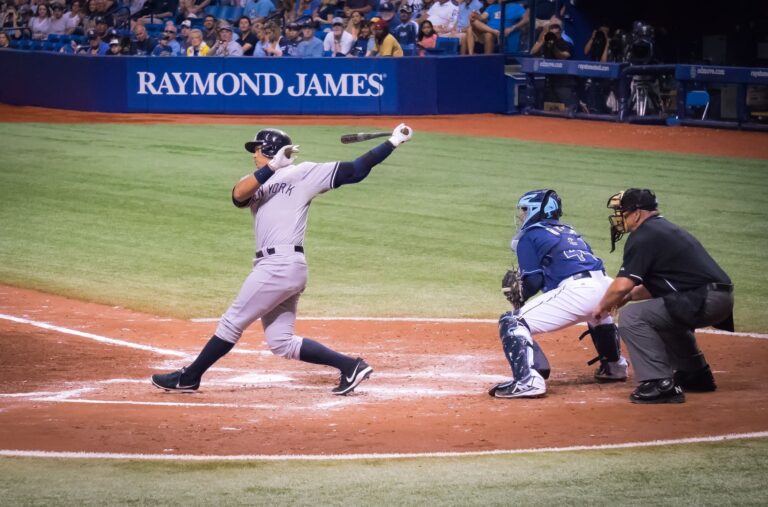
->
[[30, 40, 45, 51], [205, 5, 224, 19], [230, 7, 244, 20], [47, 33, 62, 43], [435, 37, 459, 55], [145, 23, 164, 33], [42, 41, 56, 51]]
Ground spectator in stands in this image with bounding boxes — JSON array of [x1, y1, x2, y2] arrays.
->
[[324, 16, 353, 56], [209, 22, 243, 56], [132, 22, 156, 55], [294, 0, 317, 20], [93, 15, 110, 37], [377, 1, 396, 25], [178, 0, 210, 21], [0, 31, 10, 48], [151, 32, 174, 55], [47, 3, 68, 35], [296, 19, 323, 56], [106, 36, 122, 54], [29, 2, 51, 40], [348, 20, 373, 56], [201, 13, 216, 46], [236, 16, 257, 56], [584, 23, 610, 62], [63, 0, 83, 35], [311, 0, 337, 29], [403, 0, 425, 22], [280, 21, 302, 56], [178, 18, 192, 51], [132, 0, 178, 25], [462, 0, 523, 55], [345, 9, 364, 40], [243, 0, 275, 21], [1, 4, 22, 41], [455, 0, 482, 39], [162, 20, 181, 54], [276, 0, 295, 23], [392, 5, 417, 54], [425, 0, 457, 38], [416, 19, 436, 55], [78, 28, 109, 54], [371, 18, 402, 56], [16, 4, 33, 39], [253, 20, 283, 56], [127, 0, 146, 16], [343, 0, 372, 19], [186, 27, 209, 55], [415, 0, 435, 24]]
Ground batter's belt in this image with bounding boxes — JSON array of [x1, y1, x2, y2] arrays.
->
[[256, 245, 304, 259]]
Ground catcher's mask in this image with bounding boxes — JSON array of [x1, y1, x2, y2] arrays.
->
[[515, 189, 562, 230], [245, 128, 292, 158], [607, 188, 658, 252]]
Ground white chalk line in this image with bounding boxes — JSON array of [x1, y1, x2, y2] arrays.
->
[[1, 431, 766, 462], [192, 316, 768, 339]]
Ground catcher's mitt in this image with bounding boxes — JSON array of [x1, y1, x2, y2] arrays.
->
[[501, 268, 524, 310]]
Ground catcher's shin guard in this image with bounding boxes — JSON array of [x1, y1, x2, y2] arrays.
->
[[579, 323, 621, 365], [531, 339, 551, 380], [499, 312, 536, 382]]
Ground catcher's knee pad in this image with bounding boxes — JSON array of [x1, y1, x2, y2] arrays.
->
[[581, 323, 621, 364], [498, 312, 535, 382], [265, 333, 303, 360]]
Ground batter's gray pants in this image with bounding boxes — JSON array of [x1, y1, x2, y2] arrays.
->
[[618, 290, 734, 383]]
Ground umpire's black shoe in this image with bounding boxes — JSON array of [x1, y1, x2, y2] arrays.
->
[[332, 358, 373, 396], [151, 367, 200, 392], [674, 365, 717, 392], [630, 378, 685, 404]]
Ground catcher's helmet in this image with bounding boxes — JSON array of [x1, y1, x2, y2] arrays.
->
[[245, 128, 292, 157], [516, 189, 562, 229]]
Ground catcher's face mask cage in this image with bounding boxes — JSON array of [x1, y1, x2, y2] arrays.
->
[[515, 189, 562, 231], [244, 128, 292, 157]]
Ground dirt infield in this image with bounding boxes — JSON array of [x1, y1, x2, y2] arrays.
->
[[1, 284, 767, 457], [2, 107, 767, 457], [2, 104, 767, 160]]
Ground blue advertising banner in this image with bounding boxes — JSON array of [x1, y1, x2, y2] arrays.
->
[[519, 58, 624, 79], [0, 51, 505, 115], [675, 65, 768, 84]]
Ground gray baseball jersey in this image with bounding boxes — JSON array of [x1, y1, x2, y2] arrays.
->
[[215, 160, 339, 358]]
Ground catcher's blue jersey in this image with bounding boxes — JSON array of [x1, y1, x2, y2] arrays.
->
[[516, 220, 604, 292]]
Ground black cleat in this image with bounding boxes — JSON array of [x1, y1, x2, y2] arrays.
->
[[673, 365, 717, 392], [332, 358, 373, 396], [151, 367, 200, 392], [630, 378, 685, 404]]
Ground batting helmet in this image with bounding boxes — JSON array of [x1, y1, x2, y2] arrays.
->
[[516, 189, 562, 229], [244, 129, 292, 157]]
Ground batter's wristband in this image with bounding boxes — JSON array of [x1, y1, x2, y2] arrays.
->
[[254, 166, 274, 184]]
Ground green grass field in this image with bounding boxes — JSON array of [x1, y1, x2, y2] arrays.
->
[[1, 122, 767, 504], [1, 123, 767, 328]]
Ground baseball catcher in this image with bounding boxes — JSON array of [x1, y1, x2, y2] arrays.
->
[[489, 189, 628, 399]]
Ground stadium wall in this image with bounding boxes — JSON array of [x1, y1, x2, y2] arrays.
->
[[0, 51, 506, 115]]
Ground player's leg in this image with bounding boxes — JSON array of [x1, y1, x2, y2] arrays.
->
[[489, 311, 546, 399], [262, 294, 372, 395], [151, 257, 303, 392]]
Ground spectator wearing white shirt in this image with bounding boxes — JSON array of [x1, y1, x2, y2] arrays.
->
[[29, 2, 51, 40], [426, 0, 458, 37], [47, 3, 68, 35], [323, 16, 354, 56], [63, 0, 83, 35]]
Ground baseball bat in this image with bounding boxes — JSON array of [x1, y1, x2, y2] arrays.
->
[[340, 131, 391, 144]]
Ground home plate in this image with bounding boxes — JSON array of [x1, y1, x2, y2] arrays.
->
[[225, 373, 295, 383]]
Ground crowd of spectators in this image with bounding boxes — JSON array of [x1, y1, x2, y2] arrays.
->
[[0, 0, 539, 56]]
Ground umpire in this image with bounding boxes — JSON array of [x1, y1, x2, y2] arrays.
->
[[592, 188, 734, 404]]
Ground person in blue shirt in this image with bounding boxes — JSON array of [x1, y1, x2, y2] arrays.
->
[[243, 0, 276, 20], [296, 21, 324, 57], [489, 189, 628, 399]]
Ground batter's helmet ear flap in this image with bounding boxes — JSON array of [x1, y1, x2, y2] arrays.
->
[[245, 128, 292, 157]]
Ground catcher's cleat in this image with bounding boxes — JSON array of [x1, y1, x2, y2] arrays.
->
[[151, 367, 200, 392], [594, 357, 629, 383], [673, 364, 717, 392], [491, 374, 546, 399], [630, 378, 685, 404], [332, 357, 373, 395]]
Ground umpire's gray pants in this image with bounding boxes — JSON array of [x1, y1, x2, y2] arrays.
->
[[618, 290, 734, 383]]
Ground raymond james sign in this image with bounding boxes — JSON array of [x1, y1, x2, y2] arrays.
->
[[135, 71, 386, 97]]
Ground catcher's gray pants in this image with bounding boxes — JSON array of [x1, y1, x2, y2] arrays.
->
[[618, 290, 734, 383]]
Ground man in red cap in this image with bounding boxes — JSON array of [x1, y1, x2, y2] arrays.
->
[[371, 17, 403, 56]]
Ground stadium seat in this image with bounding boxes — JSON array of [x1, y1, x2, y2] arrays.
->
[[686, 90, 710, 120], [16, 40, 33, 50], [47, 33, 62, 43], [230, 7, 244, 20], [30, 40, 45, 51], [435, 37, 459, 55], [145, 23, 164, 33], [42, 41, 56, 51]]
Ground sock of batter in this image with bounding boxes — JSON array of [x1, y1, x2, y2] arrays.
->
[[299, 338, 357, 372], [181, 335, 234, 383]]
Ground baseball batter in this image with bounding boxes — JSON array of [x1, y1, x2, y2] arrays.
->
[[152, 124, 413, 395], [489, 189, 628, 399]]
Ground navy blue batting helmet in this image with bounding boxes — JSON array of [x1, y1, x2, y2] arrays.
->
[[244, 129, 292, 157]]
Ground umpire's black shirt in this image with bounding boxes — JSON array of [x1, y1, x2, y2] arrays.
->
[[617, 215, 731, 297]]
